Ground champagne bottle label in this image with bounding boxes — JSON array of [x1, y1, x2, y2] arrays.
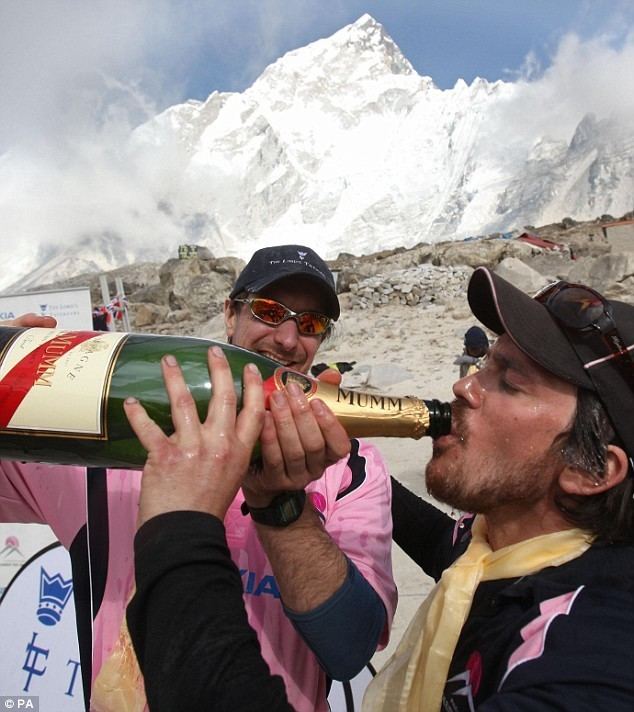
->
[[264, 368, 318, 399], [0, 328, 127, 437]]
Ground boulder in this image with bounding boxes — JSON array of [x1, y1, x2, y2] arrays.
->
[[130, 302, 169, 328], [159, 257, 236, 317], [434, 239, 508, 269], [567, 253, 634, 302], [494, 258, 550, 295], [128, 283, 169, 306]]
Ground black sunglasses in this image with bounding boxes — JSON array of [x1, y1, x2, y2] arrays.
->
[[233, 297, 332, 336], [535, 281, 634, 388]]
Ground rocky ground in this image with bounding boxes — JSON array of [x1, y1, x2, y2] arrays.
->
[[34, 212, 634, 339]]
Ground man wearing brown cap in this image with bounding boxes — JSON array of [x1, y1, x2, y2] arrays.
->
[[126, 267, 634, 711]]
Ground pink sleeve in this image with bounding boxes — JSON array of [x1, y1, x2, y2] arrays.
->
[[309, 439, 397, 648], [0, 460, 88, 549]]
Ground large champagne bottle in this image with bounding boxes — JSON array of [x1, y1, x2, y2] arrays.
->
[[0, 327, 451, 469]]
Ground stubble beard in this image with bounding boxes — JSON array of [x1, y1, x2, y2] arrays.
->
[[425, 403, 565, 514]]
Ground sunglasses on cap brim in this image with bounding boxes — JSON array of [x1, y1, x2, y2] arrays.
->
[[534, 281, 634, 389], [534, 280, 634, 472]]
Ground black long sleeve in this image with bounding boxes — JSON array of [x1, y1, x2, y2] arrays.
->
[[390, 476, 459, 580], [127, 511, 294, 712]]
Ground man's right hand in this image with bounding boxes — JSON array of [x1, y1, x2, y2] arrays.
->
[[0, 313, 58, 328], [125, 346, 265, 526]]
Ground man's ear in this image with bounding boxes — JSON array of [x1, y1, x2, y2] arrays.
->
[[559, 444, 630, 495], [224, 299, 236, 341]]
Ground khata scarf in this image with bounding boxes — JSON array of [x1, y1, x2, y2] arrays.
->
[[363, 516, 591, 712], [91, 606, 146, 712]]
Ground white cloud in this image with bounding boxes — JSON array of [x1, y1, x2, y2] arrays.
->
[[0, 0, 167, 149], [0, 2, 633, 287], [483, 29, 634, 155], [0, 0, 345, 267]]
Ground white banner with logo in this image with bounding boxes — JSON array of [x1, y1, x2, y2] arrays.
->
[[0, 287, 92, 710], [0, 287, 92, 330], [0, 542, 84, 710]]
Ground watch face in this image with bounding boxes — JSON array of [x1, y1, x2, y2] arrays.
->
[[280, 497, 301, 521], [249, 490, 306, 527]]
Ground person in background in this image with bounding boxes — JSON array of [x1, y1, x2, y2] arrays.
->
[[454, 324, 490, 378], [128, 268, 634, 711], [0, 245, 396, 712]]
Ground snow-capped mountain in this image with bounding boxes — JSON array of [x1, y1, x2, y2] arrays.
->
[[3, 14, 633, 292]]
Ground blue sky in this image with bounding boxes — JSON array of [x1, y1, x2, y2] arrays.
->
[[179, 1, 634, 97], [2, 0, 634, 150]]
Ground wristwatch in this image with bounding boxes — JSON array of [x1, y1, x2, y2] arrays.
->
[[241, 490, 307, 527]]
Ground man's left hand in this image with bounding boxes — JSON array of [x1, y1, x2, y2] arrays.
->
[[242, 381, 351, 508]]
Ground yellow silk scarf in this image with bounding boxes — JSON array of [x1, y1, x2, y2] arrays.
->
[[91, 611, 146, 712], [363, 517, 591, 712]]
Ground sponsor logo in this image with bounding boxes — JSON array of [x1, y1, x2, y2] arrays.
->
[[444, 651, 482, 712], [37, 568, 73, 626], [21, 632, 48, 692], [239, 570, 280, 598], [1, 536, 24, 560]]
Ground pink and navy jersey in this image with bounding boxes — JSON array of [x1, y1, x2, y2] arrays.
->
[[0, 438, 396, 712]]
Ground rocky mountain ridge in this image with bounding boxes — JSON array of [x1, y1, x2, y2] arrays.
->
[[30, 212, 634, 339]]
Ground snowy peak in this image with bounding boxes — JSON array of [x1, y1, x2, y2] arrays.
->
[[570, 113, 601, 151], [132, 90, 233, 155], [252, 14, 418, 102], [2, 15, 633, 293], [336, 14, 416, 77]]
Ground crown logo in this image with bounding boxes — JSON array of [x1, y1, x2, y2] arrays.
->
[[37, 567, 73, 626], [297, 251, 307, 260], [80, 338, 109, 353]]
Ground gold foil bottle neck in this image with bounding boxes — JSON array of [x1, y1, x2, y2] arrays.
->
[[265, 367, 441, 440]]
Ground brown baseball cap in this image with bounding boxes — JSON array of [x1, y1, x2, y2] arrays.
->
[[467, 267, 634, 461]]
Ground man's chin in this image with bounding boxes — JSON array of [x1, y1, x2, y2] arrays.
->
[[425, 456, 466, 509]]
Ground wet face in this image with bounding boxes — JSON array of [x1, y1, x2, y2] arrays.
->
[[224, 277, 329, 374], [427, 334, 578, 515]]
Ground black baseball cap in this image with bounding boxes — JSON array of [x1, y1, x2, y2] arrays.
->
[[230, 245, 340, 320], [467, 266, 634, 461]]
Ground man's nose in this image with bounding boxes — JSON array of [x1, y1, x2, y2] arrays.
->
[[453, 371, 483, 408], [273, 318, 301, 349]]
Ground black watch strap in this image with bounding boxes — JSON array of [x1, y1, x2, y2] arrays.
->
[[241, 490, 307, 527]]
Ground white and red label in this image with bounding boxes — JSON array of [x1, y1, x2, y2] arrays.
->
[[0, 328, 126, 436]]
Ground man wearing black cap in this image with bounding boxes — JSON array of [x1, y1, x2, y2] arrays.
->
[[125, 267, 634, 711], [0, 245, 396, 712], [220, 245, 396, 710]]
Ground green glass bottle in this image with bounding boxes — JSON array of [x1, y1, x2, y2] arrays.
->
[[0, 327, 451, 469]]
